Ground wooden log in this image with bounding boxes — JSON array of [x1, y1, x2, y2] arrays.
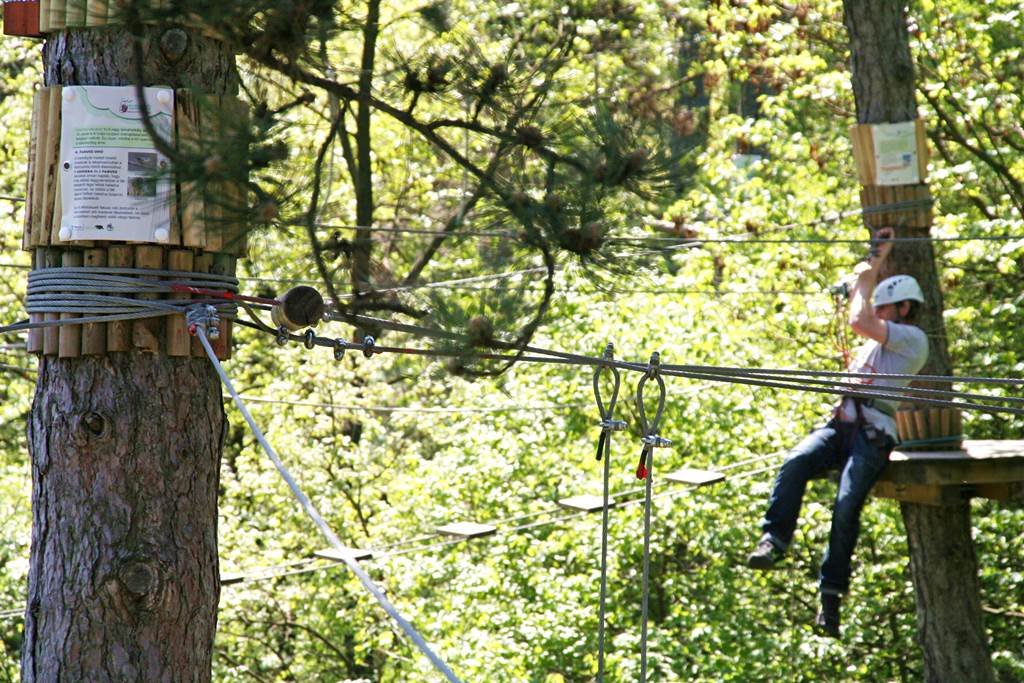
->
[[39, 0, 51, 32], [81, 247, 107, 355], [42, 248, 61, 355], [913, 408, 929, 441], [106, 244, 133, 352], [45, 0, 65, 31], [132, 245, 164, 353], [66, 0, 85, 26], [26, 249, 45, 354], [175, 90, 206, 250], [191, 251, 213, 357], [29, 88, 52, 249], [952, 409, 963, 438], [85, 0, 106, 26], [210, 253, 235, 360], [23, 88, 42, 251], [940, 407, 952, 438], [896, 410, 914, 442], [166, 249, 194, 356], [58, 249, 83, 358], [39, 87, 61, 247], [928, 408, 942, 439]]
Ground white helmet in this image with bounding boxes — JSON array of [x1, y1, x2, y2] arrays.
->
[[873, 275, 924, 307]]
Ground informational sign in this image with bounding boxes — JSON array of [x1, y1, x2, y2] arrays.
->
[[59, 85, 174, 243], [871, 121, 920, 186]]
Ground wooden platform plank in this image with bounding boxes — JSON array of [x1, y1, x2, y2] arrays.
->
[[436, 522, 496, 539], [313, 547, 373, 562], [557, 494, 614, 512], [665, 467, 727, 487]]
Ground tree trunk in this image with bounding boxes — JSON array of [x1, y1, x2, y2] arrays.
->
[[842, 3, 993, 681], [22, 26, 238, 682]]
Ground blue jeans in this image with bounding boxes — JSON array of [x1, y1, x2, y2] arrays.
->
[[760, 419, 894, 594]]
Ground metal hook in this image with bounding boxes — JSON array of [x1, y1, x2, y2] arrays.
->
[[333, 338, 346, 360], [303, 329, 316, 349], [592, 343, 626, 461], [634, 351, 670, 479]]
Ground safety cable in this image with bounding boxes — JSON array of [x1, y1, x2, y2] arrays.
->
[[592, 343, 626, 683], [189, 308, 463, 683]]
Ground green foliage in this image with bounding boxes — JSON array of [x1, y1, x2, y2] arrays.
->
[[0, 0, 1022, 680]]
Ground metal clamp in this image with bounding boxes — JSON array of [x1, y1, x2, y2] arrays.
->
[[186, 304, 221, 341], [333, 338, 346, 360], [303, 328, 316, 349], [634, 351, 670, 479], [593, 343, 624, 461]]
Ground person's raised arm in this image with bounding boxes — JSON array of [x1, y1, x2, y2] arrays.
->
[[848, 227, 894, 343]]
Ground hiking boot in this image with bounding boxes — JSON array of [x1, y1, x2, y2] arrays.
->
[[815, 593, 841, 638], [746, 537, 784, 570]]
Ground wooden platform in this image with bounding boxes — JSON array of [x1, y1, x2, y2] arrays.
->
[[872, 440, 1024, 505]]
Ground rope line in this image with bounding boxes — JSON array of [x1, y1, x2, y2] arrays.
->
[[192, 319, 463, 683]]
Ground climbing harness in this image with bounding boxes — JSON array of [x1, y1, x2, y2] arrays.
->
[[592, 343, 626, 682], [634, 352, 670, 682]]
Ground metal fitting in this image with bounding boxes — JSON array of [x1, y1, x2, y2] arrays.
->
[[185, 304, 220, 340], [333, 338, 346, 360], [275, 325, 290, 347], [362, 335, 376, 358], [303, 329, 316, 349], [641, 434, 672, 448], [600, 419, 628, 432]]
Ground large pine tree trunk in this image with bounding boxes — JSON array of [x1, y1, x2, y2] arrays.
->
[[842, 3, 993, 681], [22, 27, 238, 681]]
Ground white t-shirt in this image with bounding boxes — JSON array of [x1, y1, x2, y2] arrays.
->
[[839, 321, 929, 439]]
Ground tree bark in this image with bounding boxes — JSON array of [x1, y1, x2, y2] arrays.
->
[[842, 2, 993, 681], [23, 26, 237, 682]]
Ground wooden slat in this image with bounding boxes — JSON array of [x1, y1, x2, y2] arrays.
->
[[210, 253, 235, 359], [39, 87, 61, 247], [46, 0, 65, 31], [39, 0, 52, 33], [85, 0, 107, 26], [665, 467, 727, 487], [557, 494, 614, 512], [436, 522, 496, 539], [131, 245, 164, 353], [66, 0, 85, 26], [29, 88, 52, 249], [313, 547, 373, 562], [26, 249, 45, 354], [175, 90, 206, 249], [42, 248, 60, 355], [165, 249, 193, 356], [191, 251, 213, 357], [23, 89, 41, 251], [105, 244, 133, 352], [81, 247, 107, 355], [58, 249, 82, 358]]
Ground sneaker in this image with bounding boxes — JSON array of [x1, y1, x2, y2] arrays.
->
[[746, 538, 784, 570], [815, 593, 841, 638]]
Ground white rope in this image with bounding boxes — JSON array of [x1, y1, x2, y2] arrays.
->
[[193, 323, 463, 683]]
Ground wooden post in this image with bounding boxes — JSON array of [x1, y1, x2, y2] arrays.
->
[[81, 247, 107, 355], [210, 252, 235, 360], [26, 249, 45, 353], [106, 244, 133, 352], [191, 251, 213, 358], [132, 245, 164, 353], [57, 249, 82, 358], [166, 249, 194, 356], [42, 248, 60, 355]]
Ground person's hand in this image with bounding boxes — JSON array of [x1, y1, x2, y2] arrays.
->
[[869, 227, 895, 264]]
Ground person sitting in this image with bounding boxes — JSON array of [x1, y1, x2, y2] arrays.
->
[[746, 228, 928, 638]]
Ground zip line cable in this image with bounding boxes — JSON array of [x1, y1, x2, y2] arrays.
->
[[190, 313, 462, 683], [234, 395, 588, 414]]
